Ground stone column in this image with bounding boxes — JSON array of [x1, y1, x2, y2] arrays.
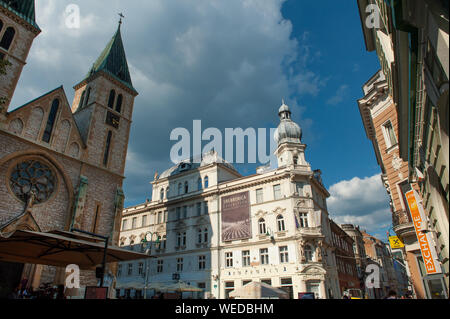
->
[[320, 279, 327, 299]]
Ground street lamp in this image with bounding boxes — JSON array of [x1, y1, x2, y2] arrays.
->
[[141, 232, 160, 299]]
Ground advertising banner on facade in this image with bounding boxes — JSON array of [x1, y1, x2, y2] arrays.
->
[[405, 189, 442, 275], [221, 191, 251, 241]]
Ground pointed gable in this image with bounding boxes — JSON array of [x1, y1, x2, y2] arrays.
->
[[85, 25, 135, 92], [0, 0, 39, 30]]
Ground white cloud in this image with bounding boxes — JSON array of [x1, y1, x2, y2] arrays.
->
[[328, 174, 392, 237], [10, 0, 326, 206], [326, 84, 349, 106]]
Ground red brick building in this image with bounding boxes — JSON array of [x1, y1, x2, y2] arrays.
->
[[330, 220, 359, 294], [0, 1, 138, 297]]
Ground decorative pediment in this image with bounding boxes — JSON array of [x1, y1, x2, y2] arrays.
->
[[195, 217, 208, 226], [273, 207, 286, 215], [156, 225, 165, 232], [301, 265, 326, 275], [174, 221, 187, 230], [295, 199, 307, 208], [254, 210, 267, 218]]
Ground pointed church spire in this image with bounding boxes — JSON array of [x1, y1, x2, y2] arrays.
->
[[0, 0, 39, 30], [85, 20, 135, 92]]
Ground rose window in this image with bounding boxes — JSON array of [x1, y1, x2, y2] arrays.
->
[[9, 160, 56, 204]]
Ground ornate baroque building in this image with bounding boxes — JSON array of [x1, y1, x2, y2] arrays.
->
[[117, 102, 341, 299], [0, 1, 138, 297]]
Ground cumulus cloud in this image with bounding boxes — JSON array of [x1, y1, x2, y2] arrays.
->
[[10, 0, 327, 206], [327, 174, 392, 238]]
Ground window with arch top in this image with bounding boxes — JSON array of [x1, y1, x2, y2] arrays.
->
[[258, 218, 266, 235], [42, 99, 60, 143], [160, 188, 164, 200], [116, 94, 123, 113], [0, 27, 15, 51], [184, 181, 189, 194], [108, 89, 116, 109], [277, 215, 285, 232]]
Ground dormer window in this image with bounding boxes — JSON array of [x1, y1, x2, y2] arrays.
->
[[84, 87, 91, 107]]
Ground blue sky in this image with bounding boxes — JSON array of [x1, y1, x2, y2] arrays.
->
[[9, 0, 392, 239]]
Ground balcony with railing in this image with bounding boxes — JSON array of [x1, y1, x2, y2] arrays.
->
[[392, 210, 415, 237]]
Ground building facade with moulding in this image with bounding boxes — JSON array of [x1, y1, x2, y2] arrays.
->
[[0, 0, 138, 298], [117, 103, 341, 299], [329, 220, 359, 295], [357, 0, 448, 298]]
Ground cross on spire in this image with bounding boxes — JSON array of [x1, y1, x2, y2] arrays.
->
[[118, 12, 125, 26]]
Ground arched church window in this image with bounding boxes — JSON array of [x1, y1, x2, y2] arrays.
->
[[9, 160, 57, 204], [42, 99, 60, 143], [116, 94, 123, 113], [0, 27, 15, 51], [103, 130, 112, 166], [108, 89, 116, 109]]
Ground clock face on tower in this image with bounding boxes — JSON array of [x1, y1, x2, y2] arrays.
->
[[106, 111, 120, 129]]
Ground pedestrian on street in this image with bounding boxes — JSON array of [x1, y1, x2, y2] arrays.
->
[[386, 290, 397, 299]]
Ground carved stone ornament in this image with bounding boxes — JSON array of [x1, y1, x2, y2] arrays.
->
[[392, 155, 402, 171]]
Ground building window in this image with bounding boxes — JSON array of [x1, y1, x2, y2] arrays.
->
[[197, 202, 202, 216], [273, 184, 282, 200], [277, 215, 285, 232], [204, 228, 208, 243], [132, 217, 137, 229], [260, 248, 269, 265], [296, 182, 305, 196], [178, 183, 182, 195], [85, 87, 91, 106], [204, 176, 209, 188], [108, 90, 116, 109], [158, 211, 163, 224], [78, 90, 86, 109], [198, 255, 206, 270], [197, 228, 203, 244], [177, 258, 183, 272], [162, 235, 167, 249], [225, 252, 233, 268], [198, 177, 203, 191], [127, 263, 133, 276], [160, 188, 164, 200], [280, 278, 293, 299], [103, 130, 113, 166], [279, 246, 289, 263], [182, 206, 187, 219], [42, 99, 60, 143], [382, 120, 397, 149], [0, 27, 15, 51], [176, 207, 181, 220], [256, 188, 263, 204], [117, 264, 122, 277], [142, 215, 147, 227], [204, 202, 209, 215], [184, 181, 189, 193], [305, 245, 313, 262], [182, 232, 186, 247], [225, 281, 234, 299], [258, 218, 266, 235], [157, 260, 163, 273], [166, 187, 170, 199], [299, 213, 309, 228], [122, 219, 128, 231], [242, 250, 250, 267], [261, 279, 272, 286], [116, 94, 123, 113], [138, 262, 144, 275], [176, 232, 182, 247]]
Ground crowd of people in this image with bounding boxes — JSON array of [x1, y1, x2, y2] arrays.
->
[[8, 283, 66, 299]]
